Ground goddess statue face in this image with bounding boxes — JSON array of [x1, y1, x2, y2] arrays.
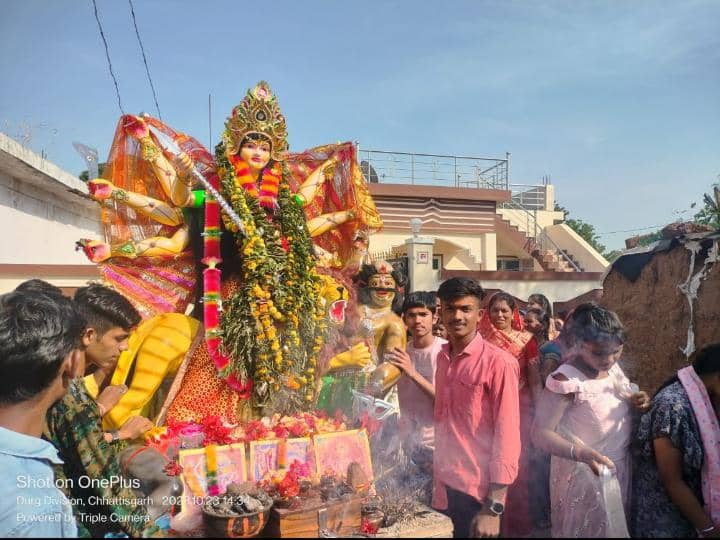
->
[[240, 138, 271, 175], [367, 273, 396, 309]]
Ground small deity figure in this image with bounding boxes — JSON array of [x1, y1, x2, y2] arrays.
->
[[353, 261, 407, 396]]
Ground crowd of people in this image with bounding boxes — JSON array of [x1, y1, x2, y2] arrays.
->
[[1, 277, 719, 538], [389, 278, 719, 539]]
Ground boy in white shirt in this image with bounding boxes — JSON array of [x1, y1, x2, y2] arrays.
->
[[386, 291, 446, 467]]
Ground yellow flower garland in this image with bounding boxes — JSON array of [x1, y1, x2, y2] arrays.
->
[[215, 148, 328, 414]]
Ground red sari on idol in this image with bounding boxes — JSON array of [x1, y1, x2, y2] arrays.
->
[[478, 302, 535, 537]]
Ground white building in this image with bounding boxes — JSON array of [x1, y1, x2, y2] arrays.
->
[[0, 133, 99, 293]]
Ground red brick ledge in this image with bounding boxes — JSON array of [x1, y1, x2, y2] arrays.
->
[[369, 183, 511, 202], [0, 264, 100, 278]]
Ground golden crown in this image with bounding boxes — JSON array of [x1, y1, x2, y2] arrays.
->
[[223, 81, 288, 161]]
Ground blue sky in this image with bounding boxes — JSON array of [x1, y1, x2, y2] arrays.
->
[[1, 0, 718, 250]]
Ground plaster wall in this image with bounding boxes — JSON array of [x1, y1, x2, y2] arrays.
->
[[478, 279, 603, 304], [0, 171, 100, 265], [498, 207, 565, 233]]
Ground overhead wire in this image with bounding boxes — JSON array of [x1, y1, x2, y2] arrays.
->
[[597, 225, 665, 236], [128, 0, 162, 120], [92, 0, 124, 115]]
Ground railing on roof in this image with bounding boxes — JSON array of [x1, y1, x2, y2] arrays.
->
[[357, 148, 509, 190], [506, 183, 548, 210]]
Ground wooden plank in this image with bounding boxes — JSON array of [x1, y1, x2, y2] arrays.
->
[[264, 494, 361, 538]]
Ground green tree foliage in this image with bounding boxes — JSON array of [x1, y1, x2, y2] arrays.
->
[[554, 203, 607, 256], [693, 184, 720, 230], [78, 162, 107, 182]]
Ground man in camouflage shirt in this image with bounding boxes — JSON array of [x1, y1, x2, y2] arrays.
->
[[44, 284, 155, 537], [46, 379, 153, 537]]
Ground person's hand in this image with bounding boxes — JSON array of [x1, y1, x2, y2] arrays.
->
[[386, 347, 417, 379], [630, 390, 651, 412], [576, 445, 615, 476], [470, 508, 501, 538], [119, 416, 154, 440], [96, 384, 127, 415]]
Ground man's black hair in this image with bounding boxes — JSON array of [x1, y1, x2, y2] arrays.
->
[[14, 279, 64, 298], [655, 342, 720, 397], [437, 277, 485, 304], [401, 291, 437, 315], [73, 283, 140, 335], [0, 291, 86, 404]]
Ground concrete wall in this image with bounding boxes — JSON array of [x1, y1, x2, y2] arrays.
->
[[0, 171, 100, 264], [545, 223, 609, 272], [371, 230, 488, 270], [478, 278, 603, 304], [498, 207, 565, 235], [0, 133, 101, 292]]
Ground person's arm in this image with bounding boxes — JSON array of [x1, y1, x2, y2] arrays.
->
[[539, 353, 560, 388], [46, 384, 152, 537], [95, 384, 128, 417], [527, 359, 542, 404], [654, 436, 718, 536], [473, 357, 520, 538], [470, 483, 508, 538], [386, 347, 435, 399], [531, 379, 615, 475]]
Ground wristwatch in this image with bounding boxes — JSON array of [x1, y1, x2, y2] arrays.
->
[[103, 431, 121, 443], [484, 498, 505, 516]]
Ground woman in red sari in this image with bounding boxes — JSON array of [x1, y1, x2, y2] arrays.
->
[[479, 291, 535, 537]]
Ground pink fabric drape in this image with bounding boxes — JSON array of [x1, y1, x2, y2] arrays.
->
[[678, 366, 720, 524]]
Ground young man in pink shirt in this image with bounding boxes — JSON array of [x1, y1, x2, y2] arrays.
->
[[433, 277, 521, 538], [386, 291, 447, 470]]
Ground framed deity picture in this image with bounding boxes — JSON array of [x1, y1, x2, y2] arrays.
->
[[177, 443, 247, 514], [416, 251, 429, 264], [249, 439, 280, 481], [313, 429, 373, 481], [283, 437, 315, 475]]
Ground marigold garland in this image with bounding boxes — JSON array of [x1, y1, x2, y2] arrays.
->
[[204, 145, 328, 414]]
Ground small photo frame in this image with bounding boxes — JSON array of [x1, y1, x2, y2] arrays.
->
[[417, 251, 429, 264], [249, 439, 280, 481], [284, 437, 315, 475], [313, 429, 373, 481], [178, 443, 247, 515]]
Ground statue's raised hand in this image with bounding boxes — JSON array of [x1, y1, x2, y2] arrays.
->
[[122, 115, 150, 139], [87, 178, 116, 201]]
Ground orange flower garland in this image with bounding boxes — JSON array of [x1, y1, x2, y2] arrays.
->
[[228, 154, 282, 210]]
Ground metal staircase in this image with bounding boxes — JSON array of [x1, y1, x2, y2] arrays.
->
[[497, 199, 582, 272]]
